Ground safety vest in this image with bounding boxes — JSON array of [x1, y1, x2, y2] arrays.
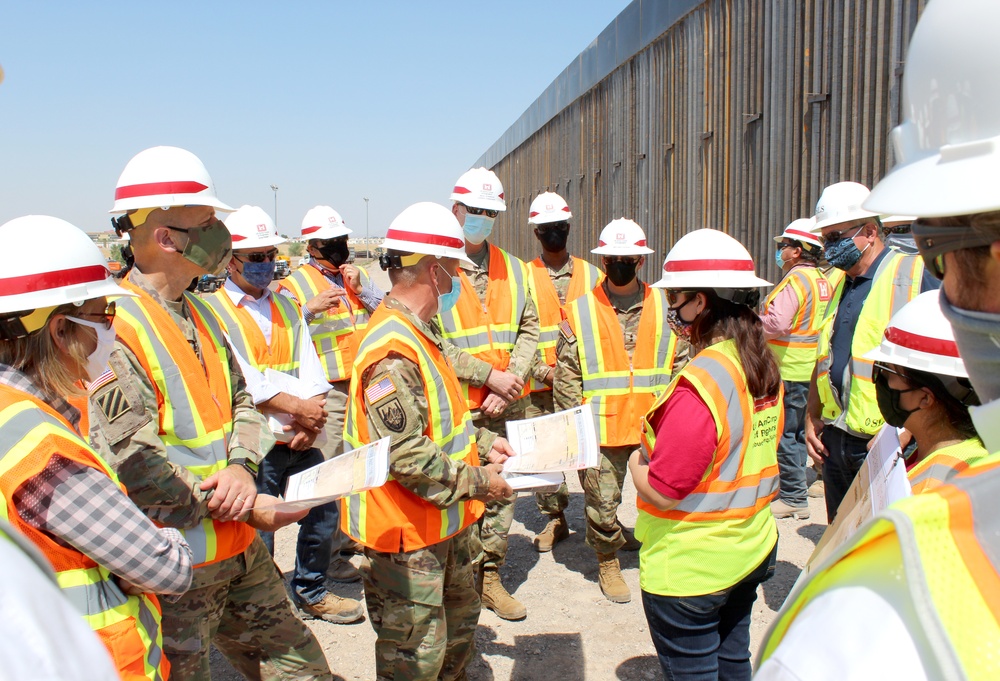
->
[[0, 385, 168, 681], [113, 276, 255, 567], [277, 264, 372, 382], [204, 288, 304, 376], [759, 461, 1000, 680], [908, 437, 990, 496], [815, 251, 924, 436], [437, 243, 531, 410], [636, 339, 781, 596], [565, 283, 678, 447], [527, 256, 603, 393], [341, 304, 484, 553], [763, 265, 833, 383]]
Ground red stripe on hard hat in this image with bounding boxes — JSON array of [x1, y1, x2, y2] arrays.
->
[[664, 259, 755, 272], [114, 180, 209, 200], [452, 186, 471, 195], [529, 211, 540, 218], [231, 234, 247, 242], [499, 192, 504, 200], [0, 265, 109, 296], [301, 225, 323, 235], [386, 229, 464, 250], [884, 327, 960, 358], [562, 206, 571, 212], [636, 239, 647, 247], [786, 229, 818, 241]]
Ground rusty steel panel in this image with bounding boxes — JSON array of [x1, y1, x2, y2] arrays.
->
[[480, 0, 926, 286]]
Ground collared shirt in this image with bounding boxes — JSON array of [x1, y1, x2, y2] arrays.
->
[[760, 264, 814, 340], [302, 265, 385, 323]]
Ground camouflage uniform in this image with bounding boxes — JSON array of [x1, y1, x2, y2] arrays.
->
[[445, 245, 539, 572], [356, 297, 497, 680], [553, 281, 689, 555], [88, 270, 330, 680]]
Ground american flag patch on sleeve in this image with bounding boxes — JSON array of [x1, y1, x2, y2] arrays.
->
[[365, 376, 397, 403], [87, 367, 116, 392]]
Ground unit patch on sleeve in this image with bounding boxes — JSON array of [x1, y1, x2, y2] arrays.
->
[[95, 385, 130, 423], [376, 398, 407, 433]]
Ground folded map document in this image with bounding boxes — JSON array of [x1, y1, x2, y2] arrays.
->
[[269, 437, 391, 512], [501, 404, 600, 489]]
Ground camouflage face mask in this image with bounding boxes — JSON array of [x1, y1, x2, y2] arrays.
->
[[167, 218, 233, 275]]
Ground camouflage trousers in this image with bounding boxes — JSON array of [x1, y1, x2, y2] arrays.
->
[[525, 391, 571, 517], [578, 445, 635, 555], [361, 525, 480, 681], [161, 534, 331, 680]]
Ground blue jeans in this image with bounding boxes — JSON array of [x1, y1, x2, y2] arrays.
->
[[776, 380, 809, 506], [642, 541, 778, 681], [820, 427, 871, 523], [256, 444, 338, 605]]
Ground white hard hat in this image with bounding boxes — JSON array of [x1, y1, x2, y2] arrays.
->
[[110, 146, 232, 214], [591, 218, 655, 256], [811, 182, 879, 232], [528, 192, 572, 225], [383, 202, 473, 266], [300, 206, 351, 240], [450, 168, 507, 212], [0, 216, 135, 326], [865, 0, 1000, 217], [653, 228, 771, 290], [880, 215, 916, 228], [864, 291, 966, 378], [773, 217, 823, 250], [225, 205, 286, 249]]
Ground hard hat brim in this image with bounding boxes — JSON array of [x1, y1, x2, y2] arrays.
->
[[110, 195, 234, 214], [651, 271, 772, 289], [590, 244, 655, 256], [0, 276, 136, 316], [232, 234, 287, 249], [863, 341, 968, 378]]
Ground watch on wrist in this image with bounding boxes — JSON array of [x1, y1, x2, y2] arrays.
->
[[229, 458, 258, 480]]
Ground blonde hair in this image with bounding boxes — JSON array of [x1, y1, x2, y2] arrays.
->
[[0, 303, 92, 400]]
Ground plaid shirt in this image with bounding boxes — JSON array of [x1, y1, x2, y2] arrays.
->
[[0, 364, 193, 595]]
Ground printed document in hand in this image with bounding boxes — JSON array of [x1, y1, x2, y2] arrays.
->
[[263, 368, 331, 445], [501, 404, 599, 490], [268, 437, 391, 512]]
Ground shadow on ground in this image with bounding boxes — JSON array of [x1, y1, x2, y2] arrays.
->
[[471, 627, 585, 680], [616, 654, 661, 680], [762, 559, 800, 611]]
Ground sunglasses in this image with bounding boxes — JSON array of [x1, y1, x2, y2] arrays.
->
[[235, 249, 279, 263], [911, 219, 999, 280], [74, 302, 117, 330], [776, 242, 795, 252], [537, 222, 570, 233], [666, 290, 696, 307], [821, 224, 867, 245], [463, 205, 499, 219]]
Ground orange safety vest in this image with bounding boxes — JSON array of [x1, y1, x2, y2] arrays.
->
[[203, 288, 304, 376], [564, 283, 678, 447], [908, 437, 990, 495], [0, 385, 168, 681], [112, 275, 255, 567], [277, 263, 372, 382], [763, 265, 833, 383], [342, 304, 484, 553], [527, 256, 603, 393], [438, 243, 531, 410]]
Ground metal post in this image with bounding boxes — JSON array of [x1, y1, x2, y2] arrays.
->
[[364, 197, 370, 258], [270, 184, 279, 231]]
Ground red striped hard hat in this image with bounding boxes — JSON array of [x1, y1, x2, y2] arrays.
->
[[591, 218, 654, 256], [864, 290, 967, 377], [773, 217, 823, 250], [528, 192, 572, 225], [300, 206, 351, 240], [450, 168, 506, 212], [110, 146, 232, 214], [383, 202, 473, 265], [653, 228, 771, 290], [225, 206, 286, 249]]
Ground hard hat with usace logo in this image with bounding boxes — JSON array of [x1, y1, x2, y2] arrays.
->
[[590, 218, 655, 256]]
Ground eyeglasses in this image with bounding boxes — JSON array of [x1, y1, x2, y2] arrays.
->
[[463, 205, 499, 219], [74, 302, 117, 330], [235, 249, 279, 263], [911, 219, 999, 280], [821, 224, 867, 245], [666, 290, 696, 307], [537, 222, 570, 233], [776, 242, 795, 252]]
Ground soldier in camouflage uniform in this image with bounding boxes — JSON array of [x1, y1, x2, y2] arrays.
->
[[343, 203, 514, 680], [89, 147, 331, 680]]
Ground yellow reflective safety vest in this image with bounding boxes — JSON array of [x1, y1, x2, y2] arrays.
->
[[908, 437, 990, 496], [0, 385, 168, 681], [815, 251, 924, 436], [437, 243, 531, 410], [114, 276, 254, 567], [636, 339, 781, 596], [203, 288, 305, 376], [763, 265, 833, 382], [759, 459, 1000, 680], [342, 304, 484, 552], [564, 283, 678, 448], [278, 263, 372, 382], [527, 256, 602, 394]]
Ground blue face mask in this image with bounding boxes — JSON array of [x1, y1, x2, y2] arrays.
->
[[240, 260, 276, 290], [463, 214, 495, 245], [824, 229, 868, 271], [775, 249, 786, 269], [436, 273, 462, 314]]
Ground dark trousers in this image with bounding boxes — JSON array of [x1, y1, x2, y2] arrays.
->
[[776, 380, 809, 506], [820, 427, 872, 522], [641, 541, 778, 681], [256, 443, 338, 605]]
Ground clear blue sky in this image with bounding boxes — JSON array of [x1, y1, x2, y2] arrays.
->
[[0, 1, 629, 237]]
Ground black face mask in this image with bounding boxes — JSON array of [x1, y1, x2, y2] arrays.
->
[[536, 225, 570, 253], [315, 239, 350, 268], [604, 259, 639, 287], [874, 372, 923, 428]]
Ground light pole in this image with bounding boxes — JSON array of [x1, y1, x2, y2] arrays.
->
[[270, 184, 279, 231], [363, 197, 370, 258]]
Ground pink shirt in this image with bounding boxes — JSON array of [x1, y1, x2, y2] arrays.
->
[[760, 265, 813, 340], [647, 379, 718, 500]]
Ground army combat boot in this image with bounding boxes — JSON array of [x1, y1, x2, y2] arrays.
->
[[481, 568, 527, 620], [535, 513, 569, 553], [597, 553, 631, 603], [299, 592, 365, 624]]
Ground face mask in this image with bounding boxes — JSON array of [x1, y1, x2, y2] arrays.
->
[[463, 214, 494, 244], [666, 297, 698, 339], [432, 266, 462, 314], [824, 230, 869, 271], [604, 259, 639, 287], [874, 372, 922, 428], [239, 259, 276, 290], [66, 316, 116, 383], [775, 249, 786, 269], [537, 226, 570, 253], [316, 240, 351, 268], [170, 220, 232, 275], [939, 291, 1000, 403]]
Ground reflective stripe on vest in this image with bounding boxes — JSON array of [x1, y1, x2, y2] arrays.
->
[[342, 305, 484, 552], [759, 462, 1000, 679], [0, 387, 168, 681], [527, 256, 602, 393], [815, 251, 924, 436], [437, 243, 530, 410], [908, 437, 990, 496], [278, 264, 371, 382], [567, 284, 677, 447], [113, 277, 253, 566], [764, 266, 833, 383], [204, 289, 304, 376]]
